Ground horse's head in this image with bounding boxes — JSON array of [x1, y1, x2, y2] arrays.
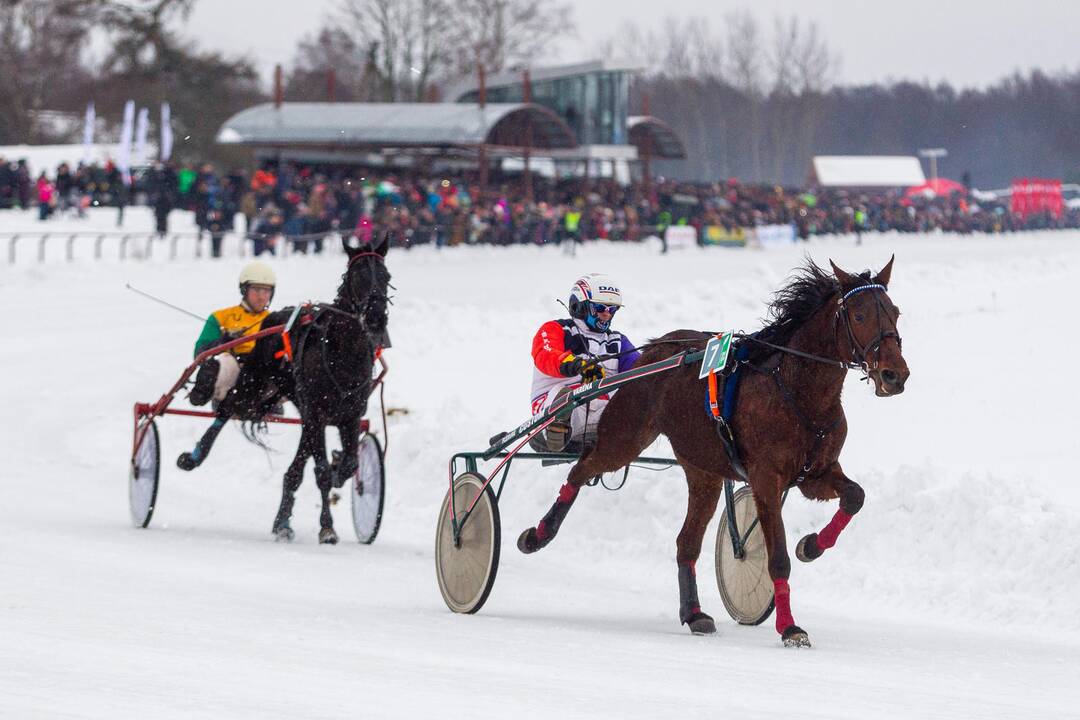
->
[[339, 234, 391, 332], [830, 256, 909, 396]]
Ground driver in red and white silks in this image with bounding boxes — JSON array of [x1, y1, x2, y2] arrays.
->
[[530, 274, 640, 449]]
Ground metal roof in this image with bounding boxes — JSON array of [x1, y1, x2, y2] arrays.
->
[[444, 59, 643, 102], [627, 116, 687, 160], [812, 156, 926, 187], [216, 102, 577, 150]]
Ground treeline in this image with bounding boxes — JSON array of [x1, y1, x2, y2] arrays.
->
[[636, 71, 1080, 189], [615, 14, 1080, 188], [3, 1, 1079, 188]]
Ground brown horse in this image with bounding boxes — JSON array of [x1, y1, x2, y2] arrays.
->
[[517, 257, 908, 647]]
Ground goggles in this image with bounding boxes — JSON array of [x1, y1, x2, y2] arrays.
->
[[589, 302, 619, 315]]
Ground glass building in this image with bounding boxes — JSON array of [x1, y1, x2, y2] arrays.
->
[[449, 60, 636, 148]]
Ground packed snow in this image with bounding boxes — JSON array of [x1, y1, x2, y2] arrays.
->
[[2, 207, 1077, 718]]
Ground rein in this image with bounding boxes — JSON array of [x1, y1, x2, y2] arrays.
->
[[595, 284, 901, 380]]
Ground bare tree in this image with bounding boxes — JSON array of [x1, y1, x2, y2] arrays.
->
[[726, 9, 763, 180], [599, 21, 659, 74], [792, 19, 837, 93], [286, 28, 366, 101], [448, 0, 572, 76], [335, 0, 450, 101], [0, 0, 102, 143]]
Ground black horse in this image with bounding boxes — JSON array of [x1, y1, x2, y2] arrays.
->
[[177, 236, 391, 543]]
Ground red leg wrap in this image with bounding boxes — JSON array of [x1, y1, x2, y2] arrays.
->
[[816, 508, 854, 551], [773, 578, 794, 634], [557, 482, 579, 503]]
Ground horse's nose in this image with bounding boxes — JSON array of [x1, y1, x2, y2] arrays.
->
[[881, 369, 905, 393]]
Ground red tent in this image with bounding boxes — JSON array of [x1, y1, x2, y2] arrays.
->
[[905, 178, 967, 198]]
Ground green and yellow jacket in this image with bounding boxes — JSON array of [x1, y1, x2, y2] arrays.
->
[[194, 304, 269, 358]]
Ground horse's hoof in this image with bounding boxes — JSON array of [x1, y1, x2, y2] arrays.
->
[[319, 527, 339, 545], [796, 533, 823, 562], [517, 527, 543, 554], [176, 452, 198, 471], [781, 625, 812, 648], [273, 524, 295, 543], [684, 612, 717, 635]]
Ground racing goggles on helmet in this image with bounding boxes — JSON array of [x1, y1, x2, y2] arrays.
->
[[589, 302, 619, 315]]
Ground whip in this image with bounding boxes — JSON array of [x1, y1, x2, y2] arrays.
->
[[126, 283, 205, 322]]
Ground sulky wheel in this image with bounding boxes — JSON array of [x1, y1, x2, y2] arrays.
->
[[351, 433, 385, 544], [435, 472, 501, 614], [129, 420, 161, 528], [715, 484, 775, 625]]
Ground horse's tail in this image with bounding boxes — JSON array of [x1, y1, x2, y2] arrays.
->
[[240, 419, 273, 451]]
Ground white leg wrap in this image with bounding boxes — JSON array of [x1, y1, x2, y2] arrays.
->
[[213, 353, 241, 401]]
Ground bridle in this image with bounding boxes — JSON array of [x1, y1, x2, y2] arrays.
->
[[339, 250, 391, 320], [834, 283, 902, 376], [294, 250, 391, 398]]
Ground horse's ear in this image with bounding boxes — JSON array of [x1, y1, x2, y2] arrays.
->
[[874, 254, 895, 288], [342, 234, 359, 258], [830, 259, 858, 289], [375, 231, 390, 257]]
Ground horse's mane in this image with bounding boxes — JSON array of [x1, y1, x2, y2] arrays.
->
[[747, 260, 868, 363]]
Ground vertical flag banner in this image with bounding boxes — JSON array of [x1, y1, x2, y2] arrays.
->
[[82, 101, 96, 165], [160, 102, 174, 161], [134, 107, 150, 167], [118, 100, 135, 186]]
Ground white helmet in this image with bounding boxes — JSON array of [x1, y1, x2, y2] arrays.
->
[[238, 261, 276, 304], [568, 273, 623, 331], [238, 261, 276, 289]]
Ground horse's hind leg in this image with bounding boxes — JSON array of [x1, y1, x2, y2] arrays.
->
[[176, 405, 230, 471], [674, 464, 725, 635], [517, 397, 659, 555], [795, 462, 865, 563], [272, 424, 316, 542], [311, 428, 339, 544]]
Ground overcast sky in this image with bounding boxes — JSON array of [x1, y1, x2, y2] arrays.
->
[[185, 0, 1080, 89]]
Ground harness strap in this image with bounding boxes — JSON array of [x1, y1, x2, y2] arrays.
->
[[274, 331, 294, 361], [707, 368, 721, 419]]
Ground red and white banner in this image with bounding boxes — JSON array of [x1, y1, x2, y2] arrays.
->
[[1010, 178, 1063, 220]]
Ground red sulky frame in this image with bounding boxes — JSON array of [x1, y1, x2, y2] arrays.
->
[[132, 323, 388, 461]]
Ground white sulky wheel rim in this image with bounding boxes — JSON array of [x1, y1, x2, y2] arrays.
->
[[715, 484, 775, 625], [129, 420, 161, 529], [351, 434, 385, 544], [435, 473, 501, 614]]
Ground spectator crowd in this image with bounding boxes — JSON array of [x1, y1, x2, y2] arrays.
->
[[4, 154, 1079, 257]]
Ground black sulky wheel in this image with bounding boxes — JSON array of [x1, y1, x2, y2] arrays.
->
[[129, 420, 161, 528], [715, 484, 775, 625], [435, 472, 501, 614], [351, 433, 385, 544]]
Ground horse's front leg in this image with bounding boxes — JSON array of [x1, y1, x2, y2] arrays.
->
[[674, 466, 725, 635], [795, 462, 865, 563], [331, 419, 362, 487], [753, 481, 811, 647], [311, 427, 338, 545], [272, 424, 316, 542]]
